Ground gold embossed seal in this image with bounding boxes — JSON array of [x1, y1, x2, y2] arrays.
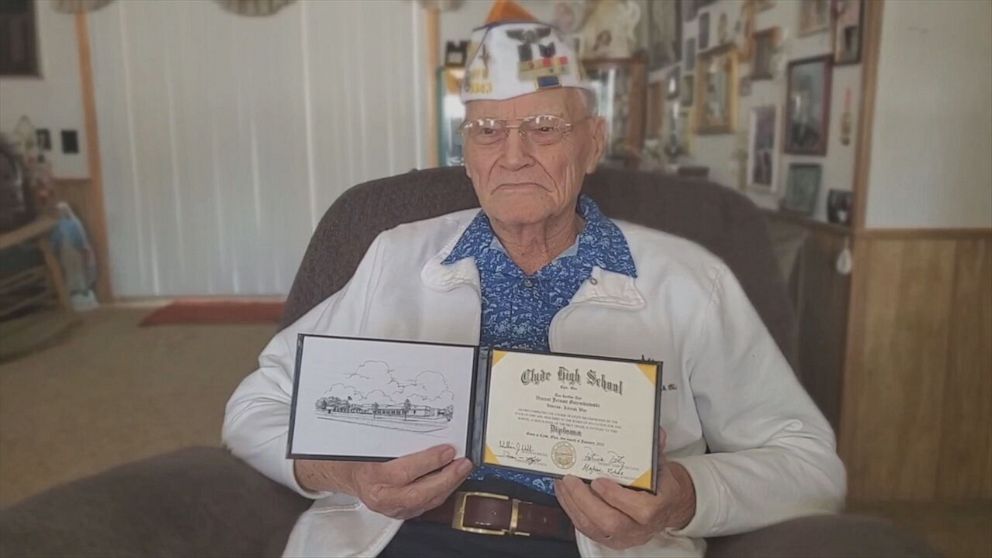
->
[[551, 441, 576, 469]]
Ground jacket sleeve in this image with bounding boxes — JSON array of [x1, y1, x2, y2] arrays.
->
[[668, 263, 846, 538], [221, 236, 385, 498]]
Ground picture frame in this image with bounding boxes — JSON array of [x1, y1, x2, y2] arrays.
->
[[750, 27, 780, 80], [799, 0, 831, 36], [584, 56, 648, 167], [739, 76, 752, 97], [681, 74, 694, 107], [436, 67, 465, 166], [646, 80, 665, 140], [717, 12, 729, 45], [0, 0, 40, 76], [826, 189, 854, 225], [746, 105, 778, 192], [682, 0, 698, 22], [685, 37, 696, 72], [832, 0, 864, 65], [647, 0, 682, 70], [444, 40, 468, 67], [698, 12, 711, 51], [784, 55, 832, 155], [782, 163, 822, 215], [694, 44, 738, 134]]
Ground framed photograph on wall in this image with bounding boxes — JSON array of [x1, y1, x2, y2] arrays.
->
[[436, 67, 465, 166], [750, 27, 780, 80], [648, 0, 682, 70], [0, 0, 39, 76], [698, 12, 711, 50], [694, 45, 738, 134], [681, 74, 694, 106], [584, 56, 648, 167], [826, 189, 854, 225], [646, 81, 665, 140], [784, 56, 832, 155], [682, 0, 698, 22], [833, 0, 864, 65], [782, 163, 822, 215], [747, 106, 778, 192], [739, 76, 752, 96], [799, 0, 830, 36]]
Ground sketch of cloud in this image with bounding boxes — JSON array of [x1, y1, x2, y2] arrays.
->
[[322, 362, 453, 406], [396, 371, 454, 406]]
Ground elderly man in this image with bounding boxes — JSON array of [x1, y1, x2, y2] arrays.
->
[[223, 4, 844, 557]]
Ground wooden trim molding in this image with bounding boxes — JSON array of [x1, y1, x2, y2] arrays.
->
[[425, 6, 439, 167], [75, 12, 113, 302], [851, 0, 885, 234], [857, 228, 992, 240]]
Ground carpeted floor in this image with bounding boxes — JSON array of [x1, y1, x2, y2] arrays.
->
[[0, 307, 275, 507]]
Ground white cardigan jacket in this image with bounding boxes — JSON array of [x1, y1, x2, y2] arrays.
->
[[223, 209, 845, 558]]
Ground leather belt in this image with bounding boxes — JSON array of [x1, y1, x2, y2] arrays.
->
[[415, 491, 575, 541]]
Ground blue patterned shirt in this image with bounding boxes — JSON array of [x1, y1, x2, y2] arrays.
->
[[442, 195, 637, 495]]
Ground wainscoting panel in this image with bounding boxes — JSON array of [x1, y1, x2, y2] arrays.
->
[[841, 232, 992, 502], [936, 238, 992, 499]]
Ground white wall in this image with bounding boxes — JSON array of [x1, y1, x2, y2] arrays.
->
[[865, 0, 992, 229], [0, 0, 88, 178], [88, 0, 429, 297]]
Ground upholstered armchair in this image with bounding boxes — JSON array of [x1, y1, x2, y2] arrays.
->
[[0, 167, 937, 558]]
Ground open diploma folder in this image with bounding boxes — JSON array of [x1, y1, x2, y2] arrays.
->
[[288, 335, 663, 492]]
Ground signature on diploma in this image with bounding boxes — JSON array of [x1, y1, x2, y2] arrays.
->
[[582, 449, 628, 476], [498, 440, 545, 466]]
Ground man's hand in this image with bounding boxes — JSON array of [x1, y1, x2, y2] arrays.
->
[[554, 429, 696, 550], [294, 444, 473, 520]]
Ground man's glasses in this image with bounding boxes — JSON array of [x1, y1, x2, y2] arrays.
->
[[459, 115, 592, 147]]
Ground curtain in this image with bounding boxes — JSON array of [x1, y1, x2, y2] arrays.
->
[[53, 0, 113, 13], [214, 0, 295, 17], [55, 0, 296, 17]]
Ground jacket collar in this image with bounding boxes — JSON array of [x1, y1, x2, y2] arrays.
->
[[421, 213, 646, 311]]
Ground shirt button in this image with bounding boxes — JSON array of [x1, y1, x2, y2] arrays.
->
[[522, 278, 534, 288]]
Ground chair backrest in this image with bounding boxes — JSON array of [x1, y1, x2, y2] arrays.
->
[[282, 166, 797, 367]]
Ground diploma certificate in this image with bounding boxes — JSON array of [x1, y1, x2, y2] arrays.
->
[[480, 349, 661, 492], [288, 336, 662, 492]]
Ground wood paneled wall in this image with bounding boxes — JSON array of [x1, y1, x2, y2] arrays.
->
[[840, 231, 992, 502]]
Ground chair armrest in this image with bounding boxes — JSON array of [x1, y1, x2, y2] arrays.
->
[[705, 513, 940, 558], [0, 447, 310, 558]]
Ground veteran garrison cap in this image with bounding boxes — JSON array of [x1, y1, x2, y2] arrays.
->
[[460, 0, 591, 102]]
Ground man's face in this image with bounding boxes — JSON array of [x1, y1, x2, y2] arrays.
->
[[463, 88, 606, 228]]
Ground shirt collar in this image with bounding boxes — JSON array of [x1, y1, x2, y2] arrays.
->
[[442, 195, 637, 278]]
